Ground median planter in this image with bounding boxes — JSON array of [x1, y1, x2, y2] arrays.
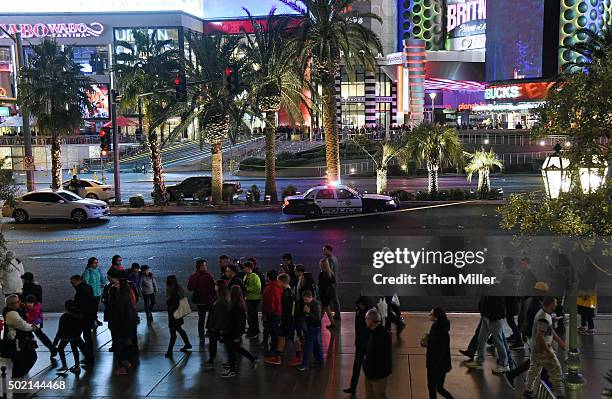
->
[[129, 195, 145, 208]]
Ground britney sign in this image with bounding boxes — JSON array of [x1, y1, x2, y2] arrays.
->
[[445, 0, 486, 51], [0, 23, 104, 39]]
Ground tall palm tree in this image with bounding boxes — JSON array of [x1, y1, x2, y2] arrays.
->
[[281, 0, 382, 183], [241, 8, 309, 203], [407, 124, 464, 194], [114, 29, 180, 204], [562, 23, 611, 72], [167, 34, 244, 204], [18, 39, 93, 189], [465, 147, 503, 198]]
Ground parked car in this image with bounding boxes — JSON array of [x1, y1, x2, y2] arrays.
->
[[154, 176, 242, 201], [62, 178, 115, 201], [2, 189, 110, 223], [282, 184, 397, 218]]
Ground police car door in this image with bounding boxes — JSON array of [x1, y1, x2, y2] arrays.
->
[[314, 188, 338, 215], [335, 187, 362, 214]]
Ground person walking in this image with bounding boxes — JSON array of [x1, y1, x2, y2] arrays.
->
[[165, 275, 192, 357], [203, 280, 230, 370], [263, 270, 283, 364], [222, 285, 257, 378], [523, 297, 566, 398], [101, 270, 120, 352], [577, 258, 598, 335], [0, 251, 24, 297], [54, 300, 88, 374], [275, 273, 302, 366], [139, 265, 157, 321], [517, 257, 537, 299], [500, 257, 522, 347], [318, 259, 337, 329], [82, 257, 106, 327], [362, 308, 392, 399], [70, 275, 96, 366], [297, 290, 324, 371], [110, 279, 139, 375], [322, 245, 341, 320], [187, 259, 216, 341], [424, 308, 454, 399], [241, 261, 262, 339], [126, 263, 142, 304], [23, 294, 57, 358], [2, 295, 38, 378], [344, 296, 373, 395]]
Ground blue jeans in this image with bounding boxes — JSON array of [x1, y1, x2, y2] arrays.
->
[[476, 317, 508, 367], [300, 326, 323, 369]]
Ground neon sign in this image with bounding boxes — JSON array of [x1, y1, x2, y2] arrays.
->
[[0, 23, 104, 39], [445, 0, 486, 51], [485, 82, 552, 102], [484, 86, 521, 100]]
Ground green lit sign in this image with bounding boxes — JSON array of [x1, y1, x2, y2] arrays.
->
[[0, 107, 9, 117]]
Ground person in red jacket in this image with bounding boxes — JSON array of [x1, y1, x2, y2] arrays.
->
[[187, 259, 216, 341], [262, 269, 284, 365]]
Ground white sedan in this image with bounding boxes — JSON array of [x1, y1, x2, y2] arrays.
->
[[62, 178, 115, 201], [2, 190, 110, 223]]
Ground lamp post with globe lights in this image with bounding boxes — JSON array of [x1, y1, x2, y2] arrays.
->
[[428, 92, 437, 123]]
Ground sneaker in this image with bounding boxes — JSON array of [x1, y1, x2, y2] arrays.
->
[[296, 366, 308, 372], [221, 370, 237, 378], [113, 367, 128, 376], [493, 365, 510, 374], [69, 365, 81, 374], [247, 333, 260, 340], [523, 390, 534, 398], [459, 349, 474, 360], [251, 359, 259, 370], [222, 363, 231, 369], [264, 356, 282, 366], [502, 372, 516, 390], [287, 357, 302, 366], [56, 366, 68, 373], [465, 360, 483, 370], [180, 345, 192, 352]]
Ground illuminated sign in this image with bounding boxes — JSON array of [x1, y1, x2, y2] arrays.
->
[[0, 107, 9, 117], [341, 96, 366, 103], [203, 18, 301, 35], [445, 0, 486, 51], [484, 82, 552, 102], [484, 86, 520, 100], [84, 84, 109, 120], [375, 96, 393, 103], [0, 23, 104, 39], [458, 102, 486, 111]]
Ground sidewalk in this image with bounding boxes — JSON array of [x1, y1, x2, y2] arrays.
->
[[4, 312, 610, 398]]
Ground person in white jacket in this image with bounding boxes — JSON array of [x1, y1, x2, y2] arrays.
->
[[0, 251, 24, 297], [2, 294, 38, 377]]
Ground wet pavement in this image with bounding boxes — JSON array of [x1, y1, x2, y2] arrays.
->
[[2, 312, 610, 398]]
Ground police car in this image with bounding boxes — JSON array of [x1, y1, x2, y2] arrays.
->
[[282, 183, 397, 218]]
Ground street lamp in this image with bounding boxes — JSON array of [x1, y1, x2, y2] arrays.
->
[[428, 92, 437, 123]]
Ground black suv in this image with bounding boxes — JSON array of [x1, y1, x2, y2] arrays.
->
[[154, 177, 242, 201]]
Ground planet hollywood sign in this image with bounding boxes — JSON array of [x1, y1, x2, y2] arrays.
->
[[0, 23, 104, 39]]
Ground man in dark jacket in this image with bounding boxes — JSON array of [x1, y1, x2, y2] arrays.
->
[[517, 257, 537, 299], [344, 296, 373, 395], [225, 264, 245, 293], [187, 259, 215, 340], [465, 295, 509, 373], [20, 272, 42, 303], [362, 308, 392, 398], [70, 275, 96, 365]]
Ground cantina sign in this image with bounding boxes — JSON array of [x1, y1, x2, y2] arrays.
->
[[0, 23, 104, 39]]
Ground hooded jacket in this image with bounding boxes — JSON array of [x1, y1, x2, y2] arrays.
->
[[0, 256, 24, 295], [426, 318, 452, 373], [82, 266, 106, 298]]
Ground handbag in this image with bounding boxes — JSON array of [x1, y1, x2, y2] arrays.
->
[[18, 338, 38, 351], [173, 297, 192, 320]]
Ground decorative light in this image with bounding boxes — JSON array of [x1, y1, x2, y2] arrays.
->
[[539, 140, 546, 146], [483, 138, 489, 145], [565, 141, 571, 147], [350, 168, 355, 173], [428, 92, 437, 100], [401, 164, 407, 171]]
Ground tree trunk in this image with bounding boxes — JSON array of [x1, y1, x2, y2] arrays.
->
[[376, 166, 388, 194], [211, 142, 223, 204], [478, 169, 490, 198], [321, 79, 340, 183], [264, 112, 278, 203], [50, 133, 62, 190], [427, 162, 439, 194], [148, 129, 166, 204]]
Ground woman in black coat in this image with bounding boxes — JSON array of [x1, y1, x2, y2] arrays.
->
[[318, 259, 337, 328], [165, 275, 192, 358], [222, 285, 257, 378], [425, 308, 454, 399]]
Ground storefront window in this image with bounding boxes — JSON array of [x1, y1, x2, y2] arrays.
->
[[114, 27, 180, 56], [0, 47, 10, 63], [341, 102, 365, 128], [340, 67, 365, 99], [70, 46, 109, 75], [376, 102, 391, 127], [375, 68, 391, 97]]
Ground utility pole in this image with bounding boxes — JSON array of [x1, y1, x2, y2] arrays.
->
[[110, 89, 121, 204]]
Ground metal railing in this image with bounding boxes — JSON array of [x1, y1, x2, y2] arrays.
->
[[0, 134, 141, 146]]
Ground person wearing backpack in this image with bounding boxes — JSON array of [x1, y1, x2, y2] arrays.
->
[[187, 260, 215, 341]]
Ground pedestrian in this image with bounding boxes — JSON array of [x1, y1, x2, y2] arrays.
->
[[344, 296, 373, 395], [297, 290, 324, 371], [384, 295, 406, 335], [280, 253, 299, 289], [218, 255, 231, 279], [126, 263, 142, 303], [318, 258, 337, 329], [517, 257, 537, 299], [322, 245, 341, 320], [109, 254, 124, 272], [54, 300, 88, 374], [274, 273, 302, 366], [523, 297, 566, 398], [23, 294, 57, 358], [577, 258, 598, 335], [187, 259, 216, 341], [500, 257, 521, 347], [263, 269, 283, 364], [295, 264, 305, 294], [242, 261, 262, 339], [139, 265, 157, 321], [111, 278, 139, 375], [225, 264, 245, 293], [222, 285, 257, 378], [2, 295, 38, 378], [165, 275, 192, 357], [424, 308, 454, 399], [362, 308, 392, 399], [82, 257, 106, 327], [101, 270, 120, 352], [203, 279, 230, 370], [0, 251, 24, 297], [20, 272, 42, 303], [70, 275, 96, 365]]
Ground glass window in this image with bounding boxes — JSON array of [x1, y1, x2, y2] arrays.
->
[[24, 193, 62, 202], [375, 68, 392, 97], [341, 103, 365, 128], [315, 189, 335, 200], [70, 46, 109, 75], [303, 188, 316, 199], [336, 188, 357, 199], [58, 192, 82, 201], [340, 67, 365, 99], [376, 103, 392, 127]]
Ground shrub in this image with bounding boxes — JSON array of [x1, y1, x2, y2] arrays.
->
[[276, 151, 295, 162], [387, 164, 408, 176], [129, 195, 145, 208], [390, 189, 413, 201], [239, 157, 265, 171], [281, 185, 298, 200]]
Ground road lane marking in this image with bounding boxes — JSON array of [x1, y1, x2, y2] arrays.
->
[[9, 233, 148, 245]]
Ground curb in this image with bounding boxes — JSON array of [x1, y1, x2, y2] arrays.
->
[[110, 204, 282, 216], [399, 200, 506, 206]]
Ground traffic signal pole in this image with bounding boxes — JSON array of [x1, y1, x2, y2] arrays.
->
[[110, 90, 122, 204]]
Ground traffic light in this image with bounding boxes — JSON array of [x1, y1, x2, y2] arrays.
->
[[99, 128, 111, 157], [225, 64, 239, 95], [174, 73, 187, 101]]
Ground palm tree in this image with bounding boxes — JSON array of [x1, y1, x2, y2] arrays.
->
[[18, 39, 93, 189], [281, 0, 382, 183], [114, 29, 180, 204], [349, 133, 410, 194], [407, 124, 464, 194], [562, 23, 611, 72], [241, 8, 309, 203], [465, 147, 503, 198], [167, 34, 244, 204]]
